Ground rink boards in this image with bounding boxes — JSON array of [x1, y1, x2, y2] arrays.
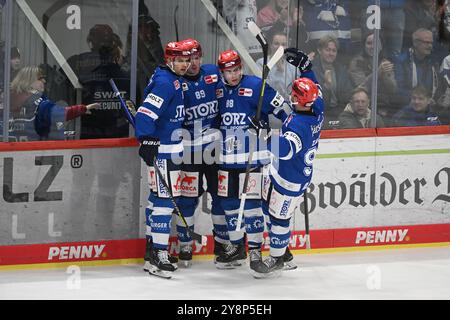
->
[[0, 127, 449, 268]]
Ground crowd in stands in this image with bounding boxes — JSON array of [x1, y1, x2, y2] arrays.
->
[[2, 0, 450, 143], [250, 0, 450, 128]]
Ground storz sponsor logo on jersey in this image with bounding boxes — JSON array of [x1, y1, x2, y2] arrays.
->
[[144, 93, 164, 109], [221, 112, 246, 126], [204, 74, 218, 84], [174, 105, 185, 120], [238, 88, 253, 97], [185, 101, 218, 121]]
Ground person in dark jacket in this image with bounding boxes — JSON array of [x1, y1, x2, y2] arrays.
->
[[392, 28, 444, 115], [338, 87, 385, 128], [348, 31, 397, 118], [312, 34, 353, 129], [3, 66, 98, 141], [393, 85, 442, 126]]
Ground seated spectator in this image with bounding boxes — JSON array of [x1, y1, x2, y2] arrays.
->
[[348, 31, 397, 118], [392, 85, 442, 126], [303, 0, 352, 58], [222, 0, 262, 58], [10, 47, 21, 80], [257, 1, 312, 53], [404, 0, 449, 62], [5, 66, 98, 141], [403, 0, 439, 52], [361, 0, 406, 60], [392, 28, 444, 114], [338, 87, 385, 129], [436, 54, 450, 123], [312, 35, 353, 129], [256, 25, 298, 100], [438, 0, 450, 43]]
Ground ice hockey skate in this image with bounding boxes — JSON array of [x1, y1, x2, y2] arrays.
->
[[178, 244, 192, 268], [248, 247, 262, 271], [282, 247, 297, 271], [251, 255, 284, 279], [215, 242, 247, 269], [143, 239, 178, 272], [212, 239, 238, 267], [146, 248, 176, 279]]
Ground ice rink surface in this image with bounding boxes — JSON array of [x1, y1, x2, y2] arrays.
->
[[1, 246, 450, 300]]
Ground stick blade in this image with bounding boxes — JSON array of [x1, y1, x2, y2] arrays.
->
[[247, 20, 261, 37], [267, 46, 285, 70], [247, 20, 267, 46]]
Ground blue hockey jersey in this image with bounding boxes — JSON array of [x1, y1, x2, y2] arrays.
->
[[218, 74, 286, 169], [0, 92, 65, 142], [135, 66, 185, 159], [182, 64, 221, 152], [267, 70, 325, 197]]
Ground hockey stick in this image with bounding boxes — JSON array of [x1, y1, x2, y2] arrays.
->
[[109, 78, 207, 246], [173, 3, 179, 41], [109, 79, 135, 127], [235, 21, 284, 231], [303, 189, 311, 250]]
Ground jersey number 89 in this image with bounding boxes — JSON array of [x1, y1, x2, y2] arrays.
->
[[195, 90, 206, 100]]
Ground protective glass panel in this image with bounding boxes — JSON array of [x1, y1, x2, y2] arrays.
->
[[7, 0, 133, 141]]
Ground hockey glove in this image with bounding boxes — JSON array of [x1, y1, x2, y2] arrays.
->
[[284, 48, 312, 73], [138, 137, 160, 166], [248, 116, 272, 142]]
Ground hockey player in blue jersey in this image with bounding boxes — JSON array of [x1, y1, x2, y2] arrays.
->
[[214, 49, 288, 271], [135, 40, 192, 278], [174, 38, 231, 267], [250, 49, 324, 278]]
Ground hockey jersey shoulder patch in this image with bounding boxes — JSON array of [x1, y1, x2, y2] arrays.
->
[[238, 88, 253, 96], [283, 131, 302, 154], [270, 93, 285, 108], [173, 80, 181, 90], [204, 74, 218, 84], [144, 93, 164, 109]]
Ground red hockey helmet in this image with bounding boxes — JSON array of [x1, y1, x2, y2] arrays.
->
[[180, 38, 202, 57], [291, 77, 319, 107], [217, 50, 242, 71], [164, 41, 192, 63]]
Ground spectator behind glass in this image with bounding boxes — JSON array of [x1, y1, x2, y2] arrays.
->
[[337, 87, 385, 129], [403, 0, 439, 52], [393, 28, 444, 113], [393, 85, 442, 126], [361, 1, 406, 60], [256, 25, 298, 100], [10, 47, 21, 80], [312, 35, 353, 129], [348, 31, 397, 120], [0, 46, 21, 90], [257, 1, 312, 53], [4, 66, 98, 141], [436, 54, 450, 123], [222, 0, 262, 57], [303, 0, 352, 59], [125, 0, 164, 104], [62, 24, 130, 139]]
